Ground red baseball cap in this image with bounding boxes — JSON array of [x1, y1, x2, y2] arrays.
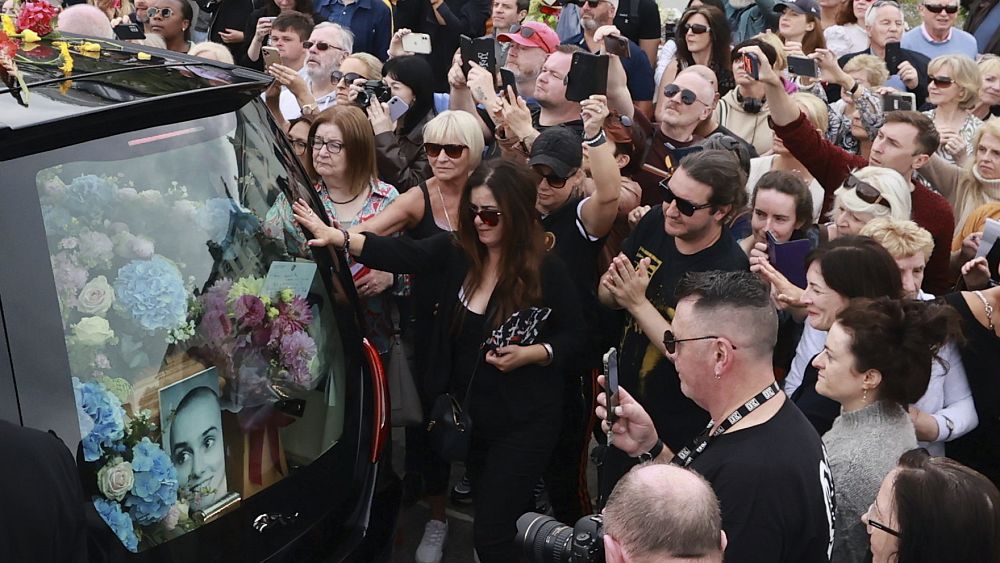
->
[[497, 22, 559, 54]]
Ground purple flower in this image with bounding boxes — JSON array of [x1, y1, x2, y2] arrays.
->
[[234, 294, 266, 328], [279, 331, 317, 387], [269, 297, 313, 342], [51, 251, 88, 306]]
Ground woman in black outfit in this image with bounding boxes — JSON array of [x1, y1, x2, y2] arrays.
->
[[292, 159, 584, 562]]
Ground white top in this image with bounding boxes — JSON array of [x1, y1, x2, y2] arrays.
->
[[654, 40, 678, 88], [824, 24, 870, 58], [747, 155, 825, 223]]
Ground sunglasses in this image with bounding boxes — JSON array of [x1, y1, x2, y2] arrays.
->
[[310, 137, 344, 154], [684, 23, 710, 34], [532, 165, 576, 188], [583, 0, 608, 7], [425, 143, 467, 158], [663, 83, 705, 106], [923, 3, 958, 12], [928, 74, 955, 87], [469, 204, 502, 226], [659, 181, 714, 216], [147, 6, 174, 18], [663, 330, 736, 355], [508, 24, 554, 52], [844, 174, 891, 210], [331, 71, 362, 84], [303, 40, 343, 52]]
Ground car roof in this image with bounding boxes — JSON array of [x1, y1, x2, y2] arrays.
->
[[0, 34, 270, 131]]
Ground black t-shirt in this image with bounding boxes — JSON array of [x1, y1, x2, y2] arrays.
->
[[691, 400, 835, 563], [612, 0, 662, 45], [617, 206, 749, 450]]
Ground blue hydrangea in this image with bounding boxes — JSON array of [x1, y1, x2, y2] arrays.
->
[[64, 175, 115, 213], [114, 255, 189, 331], [124, 438, 178, 525], [73, 377, 126, 462], [94, 497, 139, 552], [198, 198, 236, 244]]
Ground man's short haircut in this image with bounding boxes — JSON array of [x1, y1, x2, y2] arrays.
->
[[273, 11, 315, 42], [843, 54, 890, 87], [928, 55, 981, 110], [860, 218, 934, 261], [517, 0, 530, 12], [314, 21, 354, 53], [677, 149, 749, 222], [674, 270, 778, 354], [603, 464, 722, 560], [865, 0, 902, 27], [555, 44, 584, 56], [883, 111, 940, 157]]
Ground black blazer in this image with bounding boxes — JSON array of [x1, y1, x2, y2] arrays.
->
[[358, 231, 585, 417]]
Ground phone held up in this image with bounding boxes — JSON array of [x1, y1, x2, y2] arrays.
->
[[386, 96, 410, 122], [565, 51, 609, 102], [882, 91, 916, 111], [603, 348, 620, 429], [262, 46, 281, 69], [787, 55, 818, 78], [401, 32, 432, 54], [113, 22, 146, 40], [740, 52, 760, 81], [603, 34, 630, 59]]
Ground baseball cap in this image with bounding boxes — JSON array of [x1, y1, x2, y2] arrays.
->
[[497, 22, 560, 54], [773, 0, 821, 18], [529, 126, 583, 178]]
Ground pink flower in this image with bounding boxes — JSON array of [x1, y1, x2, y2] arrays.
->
[[279, 331, 317, 387], [233, 294, 266, 328], [269, 297, 313, 342], [16, 1, 60, 36]]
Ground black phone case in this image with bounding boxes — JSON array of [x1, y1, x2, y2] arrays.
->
[[500, 68, 518, 98], [460, 35, 497, 75], [884, 42, 902, 72], [114, 23, 146, 40], [603, 35, 630, 59], [565, 52, 609, 102], [787, 55, 818, 77]]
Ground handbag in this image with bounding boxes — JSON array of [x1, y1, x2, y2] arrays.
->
[[388, 329, 423, 427]]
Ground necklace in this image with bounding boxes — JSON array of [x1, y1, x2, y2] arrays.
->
[[330, 189, 364, 205], [436, 184, 455, 231], [973, 290, 995, 332]]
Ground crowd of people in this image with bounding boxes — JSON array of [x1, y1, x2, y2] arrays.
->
[[22, 0, 1000, 559]]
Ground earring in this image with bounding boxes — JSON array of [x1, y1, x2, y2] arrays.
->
[[714, 368, 721, 380], [862, 387, 868, 403]]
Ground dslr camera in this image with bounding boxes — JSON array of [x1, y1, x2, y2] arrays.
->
[[516, 512, 604, 563], [355, 80, 391, 108]]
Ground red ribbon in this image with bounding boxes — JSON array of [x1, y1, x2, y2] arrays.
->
[[240, 406, 294, 486]]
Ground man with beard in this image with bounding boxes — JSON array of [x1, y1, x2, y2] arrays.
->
[[497, 21, 559, 102], [268, 22, 353, 121]]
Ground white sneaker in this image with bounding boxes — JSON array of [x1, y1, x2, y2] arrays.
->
[[415, 519, 448, 563]]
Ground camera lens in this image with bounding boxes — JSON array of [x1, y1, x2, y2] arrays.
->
[[516, 513, 574, 563]]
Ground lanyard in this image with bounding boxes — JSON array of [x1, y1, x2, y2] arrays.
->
[[671, 382, 781, 468]]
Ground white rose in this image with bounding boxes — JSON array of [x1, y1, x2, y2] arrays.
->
[[97, 459, 134, 502], [163, 503, 181, 530], [137, 190, 164, 205], [72, 316, 116, 347], [77, 276, 115, 315]]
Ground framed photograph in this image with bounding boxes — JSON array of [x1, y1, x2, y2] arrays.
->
[[159, 367, 230, 511]]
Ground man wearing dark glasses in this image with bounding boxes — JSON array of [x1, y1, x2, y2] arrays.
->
[[901, 0, 978, 59], [269, 22, 351, 121]]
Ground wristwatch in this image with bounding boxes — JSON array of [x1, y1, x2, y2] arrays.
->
[[637, 439, 664, 463]]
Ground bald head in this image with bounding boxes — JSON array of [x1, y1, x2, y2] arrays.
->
[[58, 4, 115, 39], [679, 64, 718, 94], [604, 463, 724, 562]]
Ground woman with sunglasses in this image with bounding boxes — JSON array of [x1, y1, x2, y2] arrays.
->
[[291, 159, 585, 563], [147, 0, 194, 53], [826, 166, 911, 241], [334, 53, 383, 106], [813, 298, 961, 562], [823, 0, 871, 57], [923, 55, 984, 166], [656, 6, 734, 102]]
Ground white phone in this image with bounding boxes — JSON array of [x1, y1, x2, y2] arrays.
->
[[401, 32, 432, 54], [262, 46, 281, 69], [387, 96, 410, 121]]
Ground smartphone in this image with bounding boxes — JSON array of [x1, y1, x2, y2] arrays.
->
[[765, 231, 811, 289], [262, 46, 281, 69], [741, 52, 759, 81], [565, 51, 610, 102], [460, 34, 497, 75], [113, 22, 146, 40], [787, 55, 818, 78], [603, 34, 630, 59], [884, 41, 903, 73], [350, 262, 371, 283], [387, 96, 410, 121], [499, 68, 518, 99], [401, 32, 432, 54], [603, 348, 619, 425], [882, 91, 916, 111]]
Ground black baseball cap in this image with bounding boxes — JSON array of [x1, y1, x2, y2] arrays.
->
[[528, 126, 582, 178], [774, 0, 821, 17]]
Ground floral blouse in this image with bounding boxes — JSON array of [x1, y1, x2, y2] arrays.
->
[[923, 109, 985, 165], [264, 179, 401, 353]]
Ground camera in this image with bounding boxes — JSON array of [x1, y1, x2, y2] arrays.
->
[[516, 512, 604, 563], [355, 80, 391, 108]]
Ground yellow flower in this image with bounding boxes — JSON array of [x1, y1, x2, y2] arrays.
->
[[1, 14, 14, 36], [20, 29, 40, 43], [81, 42, 102, 52], [137, 52, 151, 60], [56, 41, 73, 74]]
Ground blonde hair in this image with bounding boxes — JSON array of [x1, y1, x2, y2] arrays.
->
[[345, 52, 383, 80], [423, 111, 485, 169], [953, 118, 1000, 232], [978, 54, 1000, 82], [189, 41, 235, 64], [843, 54, 890, 87], [755, 32, 787, 71], [832, 166, 912, 222], [860, 218, 934, 261], [929, 55, 981, 110], [792, 92, 829, 134]]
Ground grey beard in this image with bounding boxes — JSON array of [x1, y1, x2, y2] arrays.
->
[[728, 0, 754, 9], [582, 18, 599, 31]]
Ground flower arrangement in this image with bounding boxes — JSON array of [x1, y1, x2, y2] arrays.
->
[[15, 1, 60, 37], [74, 377, 191, 552]]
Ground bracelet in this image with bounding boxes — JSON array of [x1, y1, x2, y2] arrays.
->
[[540, 343, 554, 366], [847, 80, 860, 96], [637, 439, 664, 463], [339, 228, 350, 254], [582, 128, 606, 147]]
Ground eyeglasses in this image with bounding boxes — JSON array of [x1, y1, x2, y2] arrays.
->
[[532, 165, 576, 188], [684, 23, 710, 34], [923, 3, 958, 13], [310, 137, 344, 154], [303, 40, 344, 52], [147, 6, 174, 18], [663, 330, 736, 355], [865, 503, 901, 537], [425, 143, 467, 158], [928, 74, 955, 87], [663, 83, 707, 106], [289, 138, 309, 155], [844, 174, 892, 210], [469, 204, 502, 226], [331, 71, 363, 84], [508, 24, 554, 52], [659, 181, 714, 216]]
